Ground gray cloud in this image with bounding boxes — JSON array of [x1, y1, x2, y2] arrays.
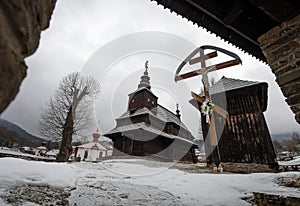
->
[[1, 0, 299, 139]]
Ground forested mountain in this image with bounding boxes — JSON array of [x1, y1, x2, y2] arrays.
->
[[0, 118, 45, 147]]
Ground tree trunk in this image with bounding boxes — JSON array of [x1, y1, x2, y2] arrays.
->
[[56, 107, 74, 162]]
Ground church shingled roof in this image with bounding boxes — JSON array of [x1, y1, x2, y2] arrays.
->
[[128, 86, 156, 97], [190, 76, 268, 112], [116, 104, 190, 132], [104, 122, 194, 145], [209, 76, 265, 94]]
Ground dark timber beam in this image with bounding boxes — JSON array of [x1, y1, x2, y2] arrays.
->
[[222, 0, 244, 26], [247, 0, 300, 23], [184, 0, 259, 46], [151, 0, 269, 62]]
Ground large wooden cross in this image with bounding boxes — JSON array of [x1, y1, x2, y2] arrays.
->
[[175, 45, 242, 166]]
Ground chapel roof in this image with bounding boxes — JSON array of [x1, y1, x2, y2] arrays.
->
[[77, 142, 107, 150]]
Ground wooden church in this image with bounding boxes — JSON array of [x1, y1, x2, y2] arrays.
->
[[191, 77, 277, 166], [104, 62, 197, 163]]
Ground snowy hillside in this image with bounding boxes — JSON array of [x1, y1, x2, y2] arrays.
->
[[0, 158, 299, 205]]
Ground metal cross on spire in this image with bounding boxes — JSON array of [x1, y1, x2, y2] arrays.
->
[[145, 60, 149, 72], [175, 45, 242, 167], [96, 120, 101, 132]]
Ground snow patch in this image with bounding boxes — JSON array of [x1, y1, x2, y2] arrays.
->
[[0, 158, 76, 189], [0, 158, 300, 205]]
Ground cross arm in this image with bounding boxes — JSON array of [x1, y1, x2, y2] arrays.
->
[[191, 92, 229, 119], [175, 59, 241, 82]]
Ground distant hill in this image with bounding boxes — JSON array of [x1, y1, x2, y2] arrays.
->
[[0, 118, 45, 147], [271, 132, 299, 142]]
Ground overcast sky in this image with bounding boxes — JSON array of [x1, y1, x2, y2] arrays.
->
[[1, 0, 299, 139]]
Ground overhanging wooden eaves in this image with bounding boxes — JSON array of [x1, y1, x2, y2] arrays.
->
[[151, 0, 300, 63]]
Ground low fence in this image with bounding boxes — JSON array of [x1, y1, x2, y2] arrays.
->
[[0, 149, 55, 162]]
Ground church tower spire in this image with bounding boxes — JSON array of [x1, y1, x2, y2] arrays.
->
[[138, 60, 151, 89], [128, 61, 158, 112]]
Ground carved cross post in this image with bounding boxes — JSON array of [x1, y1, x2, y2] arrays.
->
[[175, 45, 242, 167]]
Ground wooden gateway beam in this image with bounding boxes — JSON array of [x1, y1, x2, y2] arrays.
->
[[152, 0, 300, 64], [247, 0, 298, 23]]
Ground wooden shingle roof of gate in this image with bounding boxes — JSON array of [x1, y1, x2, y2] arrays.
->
[[151, 0, 300, 63]]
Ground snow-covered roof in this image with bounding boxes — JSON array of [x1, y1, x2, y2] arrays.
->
[[36, 146, 47, 150], [156, 105, 188, 131], [209, 76, 265, 94], [46, 151, 57, 156], [105, 122, 194, 145], [21, 146, 31, 151], [128, 86, 156, 97], [189, 76, 268, 112], [77, 142, 107, 150], [99, 136, 112, 142], [116, 104, 189, 132]]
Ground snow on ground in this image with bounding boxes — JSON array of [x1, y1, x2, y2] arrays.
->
[[0, 158, 299, 206], [0, 158, 76, 189], [0, 158, 76, 205]]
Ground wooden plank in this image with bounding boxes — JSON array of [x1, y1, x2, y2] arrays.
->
[[189, 51, 218, 65], [222, 1, 244, 25], [175, 58, 241, 81], [213, 105, 229, 119], [209, 115, 218, 146], [175, 69, 204, 81], [191, 91, 205, 103], [192, 92, 228, 119], [214, 59, 241, 70]]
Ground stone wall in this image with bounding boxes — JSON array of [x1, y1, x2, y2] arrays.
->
[[253, 192, 300, 206], [0, 0, 56, 113], [258, 14, 300, 124]]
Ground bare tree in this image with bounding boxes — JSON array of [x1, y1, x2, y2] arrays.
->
[[39, 72, 100, 162]]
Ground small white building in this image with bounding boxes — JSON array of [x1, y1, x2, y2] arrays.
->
[[76, 132, 108, 161], [45, 149, 59, 158]]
